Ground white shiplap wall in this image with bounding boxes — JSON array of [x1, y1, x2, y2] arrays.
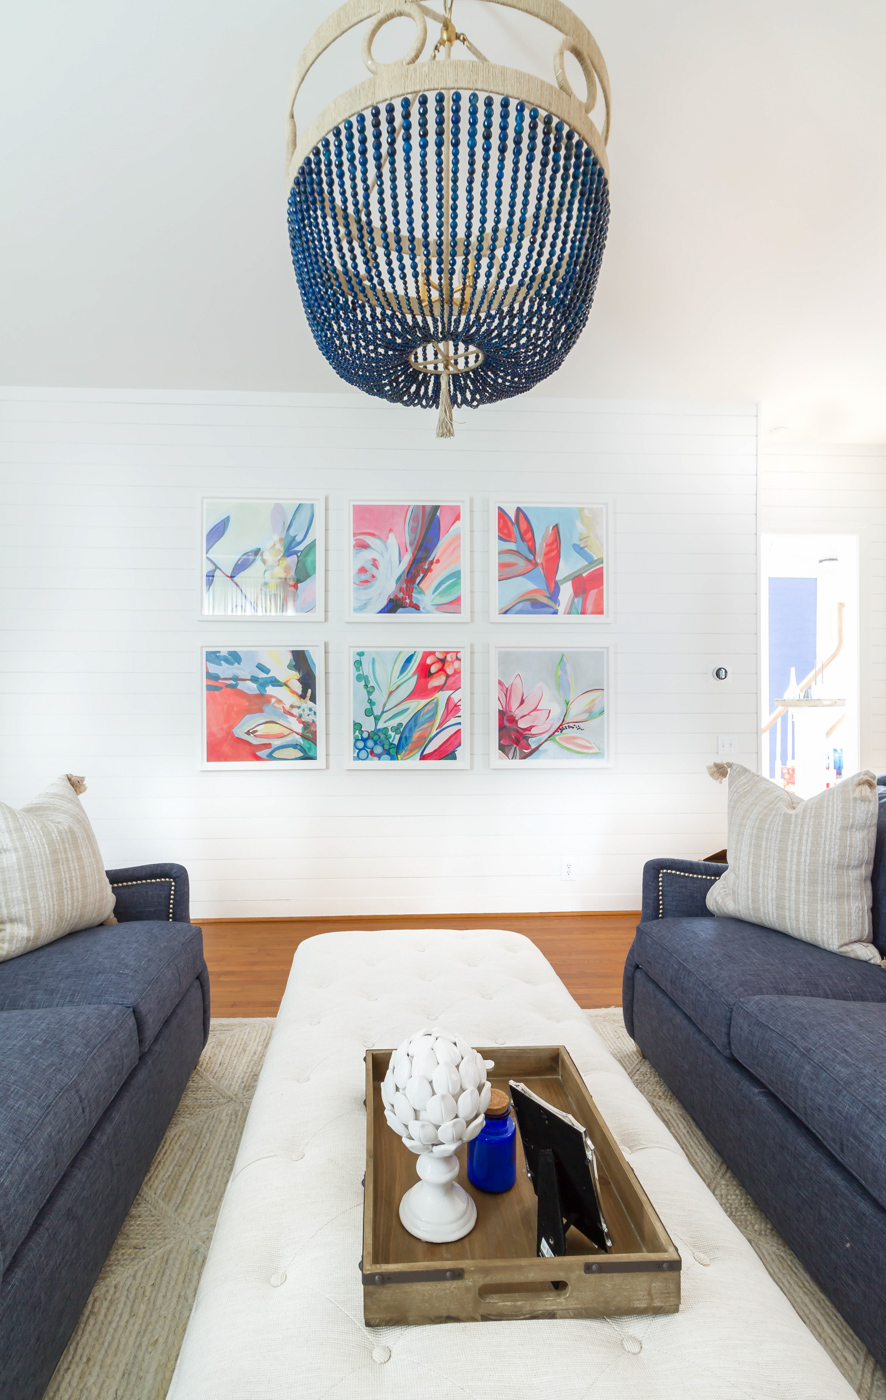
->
[[0, 389, 758, 916], [759, 444, 886, 774]]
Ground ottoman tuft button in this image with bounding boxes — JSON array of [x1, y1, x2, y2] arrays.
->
[[694, 1251, 711, 1267], [622, 1335, 642, 1354], [372, 1345, 391, 1365], [270, 1271, 286, 1288], [291, 1150, 304, 1161]]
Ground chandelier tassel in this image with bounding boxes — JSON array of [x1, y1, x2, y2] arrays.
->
[[436, 371, 454, 439]]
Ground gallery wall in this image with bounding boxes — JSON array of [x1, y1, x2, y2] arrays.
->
[[0, 389, 758, 917]]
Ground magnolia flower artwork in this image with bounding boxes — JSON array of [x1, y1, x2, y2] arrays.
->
[[492, 647, 609, 768], [349, 502, 465, 619], [203, 646, 326, 767], [349, 647, 468, 767], [493, 503, 607, 619], [202, 498, 324, 618]]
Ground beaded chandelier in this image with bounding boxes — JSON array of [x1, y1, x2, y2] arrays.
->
[[286, 0, 611, 435]]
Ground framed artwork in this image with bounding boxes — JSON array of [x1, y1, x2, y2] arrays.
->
[[203, 646, 326, 768], [492, 503, 608, 620], [348, 646, 469, 767], [491, 647, 609, 768], [348, 501, 467, 619], [202, 498, 324, 619]]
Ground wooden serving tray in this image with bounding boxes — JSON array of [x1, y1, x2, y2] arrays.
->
[[362, 1044, 681, 1326]]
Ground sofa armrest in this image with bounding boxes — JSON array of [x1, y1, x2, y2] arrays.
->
[[105, 864, 191, 924], [641, 857, 727, 922]]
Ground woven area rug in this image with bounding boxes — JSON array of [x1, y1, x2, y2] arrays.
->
[[45, 1011, 885, 1400], [45, 1018, 276, 1400]]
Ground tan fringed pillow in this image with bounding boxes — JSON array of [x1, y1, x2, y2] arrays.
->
[[0, 775, 116, 962], [705, 762, 882, 964]]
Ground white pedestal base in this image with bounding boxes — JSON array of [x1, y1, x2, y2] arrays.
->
[[398, 1149, 477, 1243]]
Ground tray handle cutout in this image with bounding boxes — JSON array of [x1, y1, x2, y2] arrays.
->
[[477, 1280, 570, 1302]]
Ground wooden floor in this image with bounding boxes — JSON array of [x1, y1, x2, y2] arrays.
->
[[200, 912, 639, 1016]]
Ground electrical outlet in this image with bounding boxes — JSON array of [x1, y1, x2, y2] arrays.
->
[[717, 735, 736, 756], [561, 858, 577, 881]]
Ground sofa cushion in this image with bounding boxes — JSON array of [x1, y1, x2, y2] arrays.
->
[[732, 996, 886, 1212], [706, 763, 881, 964], [633, 916, 886, 1056], [0, 1004, 138, 1281], [0, 920, 204, 1053], [0, 775, 116, 963]]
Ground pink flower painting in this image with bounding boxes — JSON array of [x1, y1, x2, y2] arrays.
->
[[494, 648, 608, 767], [350, 503, 464, 617]]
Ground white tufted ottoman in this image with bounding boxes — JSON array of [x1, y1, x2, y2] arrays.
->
[[168, 930, 855, 1399]]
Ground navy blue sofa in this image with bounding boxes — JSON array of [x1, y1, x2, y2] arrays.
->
[[623, 776, 886, 1370], [0, 863, 208, 1400]]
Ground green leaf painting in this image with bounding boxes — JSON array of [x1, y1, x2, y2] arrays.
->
[[351, 648, 466, 765], [203, 499, 322, 617]]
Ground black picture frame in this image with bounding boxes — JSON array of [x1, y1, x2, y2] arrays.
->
[[510, 1080, 612, 1256]]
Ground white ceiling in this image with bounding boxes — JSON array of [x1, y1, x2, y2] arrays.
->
[[2, 0, 885, 441]]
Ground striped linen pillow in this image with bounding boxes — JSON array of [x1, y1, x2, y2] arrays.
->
[[0, 775, 116, 962], [705, 763, 882, 965]]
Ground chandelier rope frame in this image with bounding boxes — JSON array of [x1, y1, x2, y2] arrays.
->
[[285, 0, 612, 434], [286, 0, 610, 180]]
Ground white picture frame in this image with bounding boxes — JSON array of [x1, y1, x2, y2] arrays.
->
[[201, 496, 325, 621], [347, 644, 470, 768], [490, 645, 611, 769], [202, 643, 326, 769], [490, 500, 610, 622], [347, 499, 469, 621]]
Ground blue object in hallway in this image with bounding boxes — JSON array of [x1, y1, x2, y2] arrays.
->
[[468, 1090, 517, 1192], [767, 575, 817, 777]]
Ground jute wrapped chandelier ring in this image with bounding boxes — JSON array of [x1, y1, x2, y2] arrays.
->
[[286, 0, 611, 435]]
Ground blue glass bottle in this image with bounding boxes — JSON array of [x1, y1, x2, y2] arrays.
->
[[468, 1088, 516, 1192]]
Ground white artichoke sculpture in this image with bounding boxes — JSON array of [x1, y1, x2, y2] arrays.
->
[[382, 1028, 494, 1242], [382, 1028, 493, 1155]]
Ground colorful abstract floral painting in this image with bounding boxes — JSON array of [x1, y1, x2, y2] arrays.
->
[[349, 647, 468, 767], [204, 647, 325, 766], [493, 504, 607, 618], [203, 499, 323, 618], [492, 648, 608, 768], [349, 502, 465, 618]]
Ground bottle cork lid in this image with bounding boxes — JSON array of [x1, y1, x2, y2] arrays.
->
[[485, 1088, 511, 1118]]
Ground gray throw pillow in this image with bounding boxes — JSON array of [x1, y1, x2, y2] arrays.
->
[[705, 762, 882, 965], [0, 774, 116, 962]]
